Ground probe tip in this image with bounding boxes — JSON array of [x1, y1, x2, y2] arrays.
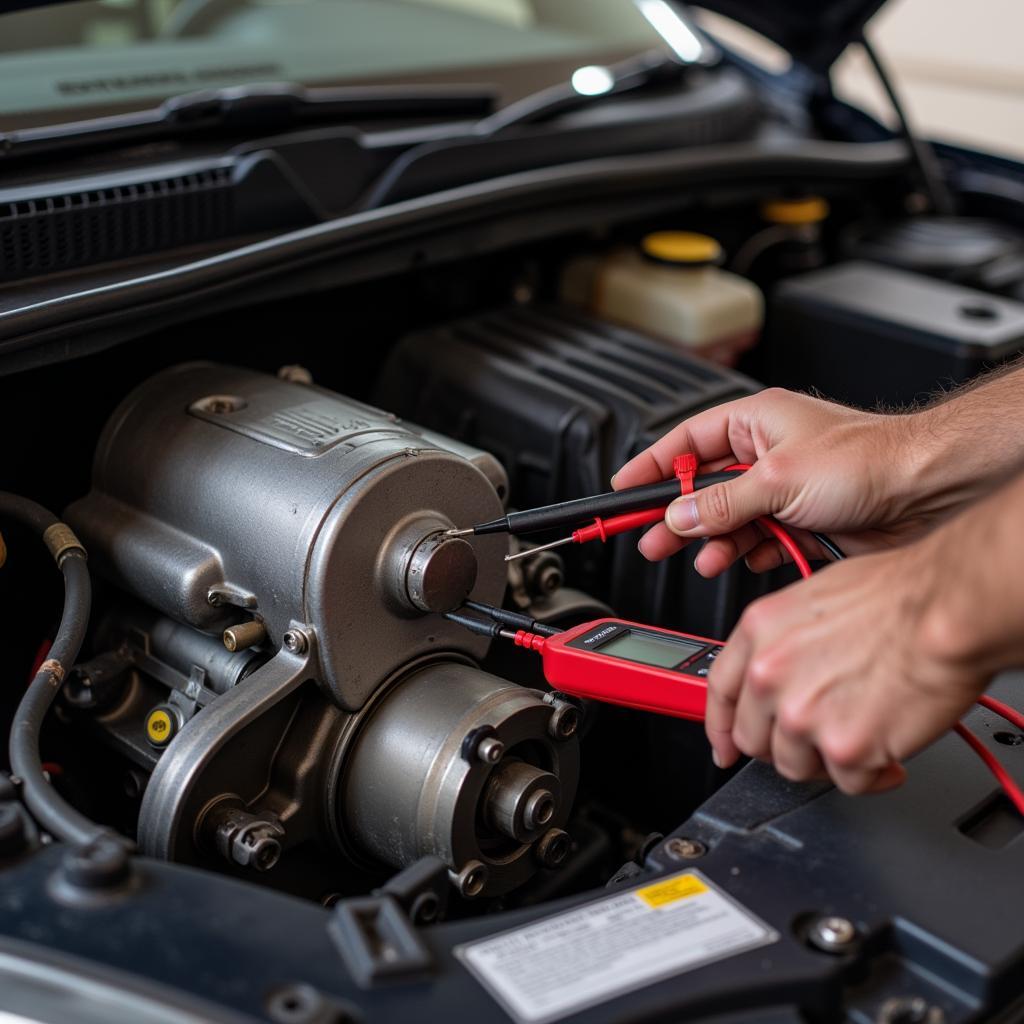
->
[[505, 536, 574, 562], [445, 527, 475, 537]]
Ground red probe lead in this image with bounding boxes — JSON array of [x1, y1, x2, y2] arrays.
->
[[506, 458, 814, 579]]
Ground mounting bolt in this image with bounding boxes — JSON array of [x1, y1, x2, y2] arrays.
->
[[209, 806, 286, 872], [265, 983, 326, 1024], [223, 620, 267, 652], [450, 859, 488, 898], [664, 837, 706, 861], [808, 915, 859, 954], [535, 827, 571, 868], [62, 836, 132, 891], [476, 735, 505, 764], [282, 629, 309, 655]]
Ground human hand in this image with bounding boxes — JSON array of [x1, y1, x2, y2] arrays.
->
[[613, 388, 946, 577], [704, 538, 991, 790]]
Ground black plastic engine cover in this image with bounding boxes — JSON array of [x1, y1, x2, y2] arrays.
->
[[1, 679, 1021, 1023]]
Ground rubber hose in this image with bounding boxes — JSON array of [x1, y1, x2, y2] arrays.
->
[[0, 492, 111, 845]]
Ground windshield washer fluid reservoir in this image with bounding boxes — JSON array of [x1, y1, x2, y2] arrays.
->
[[561, 231, 763, 365]]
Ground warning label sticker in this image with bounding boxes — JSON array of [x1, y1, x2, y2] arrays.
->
[[455, 870, 777, 1024]]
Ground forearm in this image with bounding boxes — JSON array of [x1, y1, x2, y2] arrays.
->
[[897, 359, 1024, 521], [916, 468, 1024, 677]]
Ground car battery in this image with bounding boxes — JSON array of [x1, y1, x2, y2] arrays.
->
[[767, 260, 1024, 408]]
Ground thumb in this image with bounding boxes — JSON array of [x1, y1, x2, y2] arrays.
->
[[665, 467, 772, 538]]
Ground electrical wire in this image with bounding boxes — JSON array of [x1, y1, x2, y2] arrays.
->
[[722, 463, 842, 571], [977, 694, 1024, 733], [954, 723, 1024, 817], [812, 533, 847, 562], [756, 516, 812, 578]]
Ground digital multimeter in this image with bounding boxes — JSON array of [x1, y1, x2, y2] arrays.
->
[[513, 618, 724, 721]]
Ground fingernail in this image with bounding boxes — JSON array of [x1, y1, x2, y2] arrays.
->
[[668, 498, 699, 532], [610, 473, 618, 488], [711, 749, 722, 769], [637, 535, 653, 561]]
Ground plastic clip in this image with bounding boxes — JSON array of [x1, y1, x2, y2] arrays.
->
[[673, 453, 698, 495]]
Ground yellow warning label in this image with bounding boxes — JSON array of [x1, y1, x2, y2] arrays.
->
[[636, 873, 708, 908], [146, 709, 174, 745]]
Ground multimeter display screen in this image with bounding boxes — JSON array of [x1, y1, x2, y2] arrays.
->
[[598, 630, 703, 668]]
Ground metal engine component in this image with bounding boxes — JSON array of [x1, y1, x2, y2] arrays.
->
[[65, 364, 578, 898], [341, 662, 578, 898], [66, 362, 509, 710]]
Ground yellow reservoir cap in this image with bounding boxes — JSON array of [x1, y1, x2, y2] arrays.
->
[[760, 196, 829, 225], [641, 231, 723, 266]]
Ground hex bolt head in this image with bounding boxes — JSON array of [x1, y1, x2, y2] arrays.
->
[[282, 629, 309, 655], [535, 828, 571, 868], [664, 837, 707, 861], [476, 735, 505, 764], [265, 983, 325, 1024], [247, 832, 283, 872], [0, 802, 26, 858], [451, 859, 488, 898], [62, 836, 131, 891], [808, 915, 859, 954]]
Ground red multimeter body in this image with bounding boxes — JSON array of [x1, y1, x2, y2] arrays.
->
[[528, 618, 724, 721]]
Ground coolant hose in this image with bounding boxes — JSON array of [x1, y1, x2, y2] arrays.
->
[[0, 492, 111, 846]]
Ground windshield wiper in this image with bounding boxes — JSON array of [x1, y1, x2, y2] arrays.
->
[[357, 49, 711, 210], [0, 82, 496, 165]]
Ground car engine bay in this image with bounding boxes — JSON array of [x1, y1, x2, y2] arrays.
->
[[3, 60, 1024, 1018]]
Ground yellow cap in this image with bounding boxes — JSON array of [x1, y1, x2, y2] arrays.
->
[[641, 231, 722, 266], [760, 196, 829, 225], [146, 707, 176, 747]]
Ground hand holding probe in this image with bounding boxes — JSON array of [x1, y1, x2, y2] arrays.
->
[[448, 456, 845, 566], [446, 465, 739, 539]]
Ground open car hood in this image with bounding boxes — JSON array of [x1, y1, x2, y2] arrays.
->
[[694, 0, 887, 70]]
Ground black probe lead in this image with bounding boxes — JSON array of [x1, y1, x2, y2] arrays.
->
[[450, 468, 846, 563], [449, 471, 741, 538]]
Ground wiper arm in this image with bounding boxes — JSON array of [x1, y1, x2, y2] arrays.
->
[[474, 49, 689, 136], [0, 82, 496, 165], [358, 48, 713, 210]]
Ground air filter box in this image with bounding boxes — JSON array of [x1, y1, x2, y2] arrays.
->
[[374, 305, 772, 638]]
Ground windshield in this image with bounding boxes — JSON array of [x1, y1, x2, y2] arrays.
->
[[0, 0, 662, 129]]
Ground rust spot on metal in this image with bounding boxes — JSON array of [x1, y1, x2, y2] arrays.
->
[[43, 523, 86, 565], [39, 659, 64, 683]]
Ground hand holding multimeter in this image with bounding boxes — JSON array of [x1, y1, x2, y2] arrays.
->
[[516, 617, 723, 721], [445, 450, 1024, 815], [443, 455, 781, 721]]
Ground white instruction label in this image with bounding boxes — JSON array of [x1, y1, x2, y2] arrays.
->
[[455, 871, 777, 1024]]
